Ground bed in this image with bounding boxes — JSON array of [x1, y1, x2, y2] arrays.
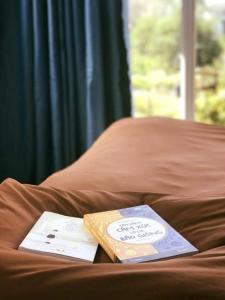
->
[[1, 117, 225, 299]]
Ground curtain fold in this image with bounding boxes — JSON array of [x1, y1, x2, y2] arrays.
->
[[0, 0, 131, 184]]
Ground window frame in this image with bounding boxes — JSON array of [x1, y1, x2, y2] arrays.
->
[[181, 0, 196, 120]]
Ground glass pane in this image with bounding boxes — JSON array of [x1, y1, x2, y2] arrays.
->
[[196, 0, 225, 124], [129, 0, 182, 118]]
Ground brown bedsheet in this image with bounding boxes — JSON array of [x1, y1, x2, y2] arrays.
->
[[1, 117, 225, 299], [42, 117, 225, 195]]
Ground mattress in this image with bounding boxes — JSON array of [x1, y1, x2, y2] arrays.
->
[[1, 117, 225, 299]]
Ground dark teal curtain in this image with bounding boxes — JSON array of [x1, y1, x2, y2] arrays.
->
[[0, 0, 131, 184]]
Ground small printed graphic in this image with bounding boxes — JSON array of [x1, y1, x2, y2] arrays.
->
[[45, 232, 56, 244]]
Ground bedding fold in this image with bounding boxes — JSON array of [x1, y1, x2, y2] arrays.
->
[[42, 117, 225, 196], [0, 178, 225, 299]]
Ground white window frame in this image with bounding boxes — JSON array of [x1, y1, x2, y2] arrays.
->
[[181, 0, 196, 120]]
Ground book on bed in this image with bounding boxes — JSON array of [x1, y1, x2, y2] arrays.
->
[[84, 205, 198, 263], [18, 211, 98, 262]]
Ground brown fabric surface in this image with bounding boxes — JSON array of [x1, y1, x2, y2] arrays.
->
[[0, 179, 225, 300], [1, 117, 225, 299], [42, 117, 225, 195]]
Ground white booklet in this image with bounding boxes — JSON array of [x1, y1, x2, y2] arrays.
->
[[18, 211, 98, 262]]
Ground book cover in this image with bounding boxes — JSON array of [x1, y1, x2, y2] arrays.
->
[[84, 205, 198, 263], [19, 211, 98, 262]]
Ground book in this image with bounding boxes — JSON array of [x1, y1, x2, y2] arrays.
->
[[18, 211, 98, 262], [84, 205, 198, 263]]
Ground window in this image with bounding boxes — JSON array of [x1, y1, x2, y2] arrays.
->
[[129, 0, 182, 118], [129, 0, 225, 124]]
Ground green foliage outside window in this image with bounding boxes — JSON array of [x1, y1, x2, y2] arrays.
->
[[131, 1, 225, 124]]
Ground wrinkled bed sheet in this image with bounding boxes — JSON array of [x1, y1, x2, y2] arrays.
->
[[42, 117, 225, 195], [1, 117, 225, 300]]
